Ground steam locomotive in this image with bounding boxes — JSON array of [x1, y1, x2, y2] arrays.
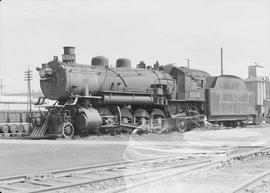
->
[[34, 47, 256, 138]]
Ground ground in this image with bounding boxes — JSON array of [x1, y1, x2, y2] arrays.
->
[[1, 125, 270, 179]]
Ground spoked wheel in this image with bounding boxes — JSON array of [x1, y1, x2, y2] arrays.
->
[[98, 108, 115, 126], [135, 117, 150, 132], [118, 108, 133, 133], [119, 108, 133, 124], [137, 117, 148, 125], [122, 117, 132, 124], [151, 115, 164, 127], [150, 108, 165, 132], [61, 122, 75, 139], [134, 108, 150, 125]]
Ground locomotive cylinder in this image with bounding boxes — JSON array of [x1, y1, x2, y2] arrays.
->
[[75, 107, 102, 132]]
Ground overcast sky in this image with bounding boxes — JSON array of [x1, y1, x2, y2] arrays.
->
[[0, 0, 269, 93]]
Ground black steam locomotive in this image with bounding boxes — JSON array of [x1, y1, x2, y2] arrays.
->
[[34, 47, 256, 138]]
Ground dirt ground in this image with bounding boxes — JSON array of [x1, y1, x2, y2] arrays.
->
[[134, 150, 270, 193], [0, 125, 270, 179]]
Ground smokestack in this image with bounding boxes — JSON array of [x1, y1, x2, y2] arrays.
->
[[62, 46, 76, 64]]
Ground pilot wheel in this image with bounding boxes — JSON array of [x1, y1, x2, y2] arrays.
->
[[61, 122, 75, 139]]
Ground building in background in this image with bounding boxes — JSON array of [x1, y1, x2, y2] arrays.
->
[[245, 65, 270, 120], [0, 92, 52, 124]]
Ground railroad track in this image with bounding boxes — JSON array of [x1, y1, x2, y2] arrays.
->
[[0, 153, 217, 193], [103, 146, 270, 193], [227, 169, 270, 193], [0, 146, 268, 193]]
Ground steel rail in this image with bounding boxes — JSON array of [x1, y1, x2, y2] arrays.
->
[[101, 146, 270, 193], [226, 169, 270, 193], [0, 153, 191, 184], [26, 159, 211, 193], [0, 153, 210, 192], [1, 146, 268, 193]]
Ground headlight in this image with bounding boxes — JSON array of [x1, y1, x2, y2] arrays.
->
[[46, 68, 53, 75], [39, 69, 46, 78]]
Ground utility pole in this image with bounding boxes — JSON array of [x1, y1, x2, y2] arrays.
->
[[186, 58, 191, 69], [221, 47, 224, 75], [0, 79, 3, 95], [24, 69, 33, 118]]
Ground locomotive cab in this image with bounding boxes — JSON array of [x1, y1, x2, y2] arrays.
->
[[168, 67, 209, 101], [163, 65, 210, 129]]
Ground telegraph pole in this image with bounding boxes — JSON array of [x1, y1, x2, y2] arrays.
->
[[24, 69, 33, 117], [186, 58, 191, 69]]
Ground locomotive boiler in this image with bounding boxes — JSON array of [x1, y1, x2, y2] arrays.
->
[[33, 47, 256, 138]]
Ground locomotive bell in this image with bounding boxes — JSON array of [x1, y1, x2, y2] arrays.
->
[[75, 108, 102, 132]]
